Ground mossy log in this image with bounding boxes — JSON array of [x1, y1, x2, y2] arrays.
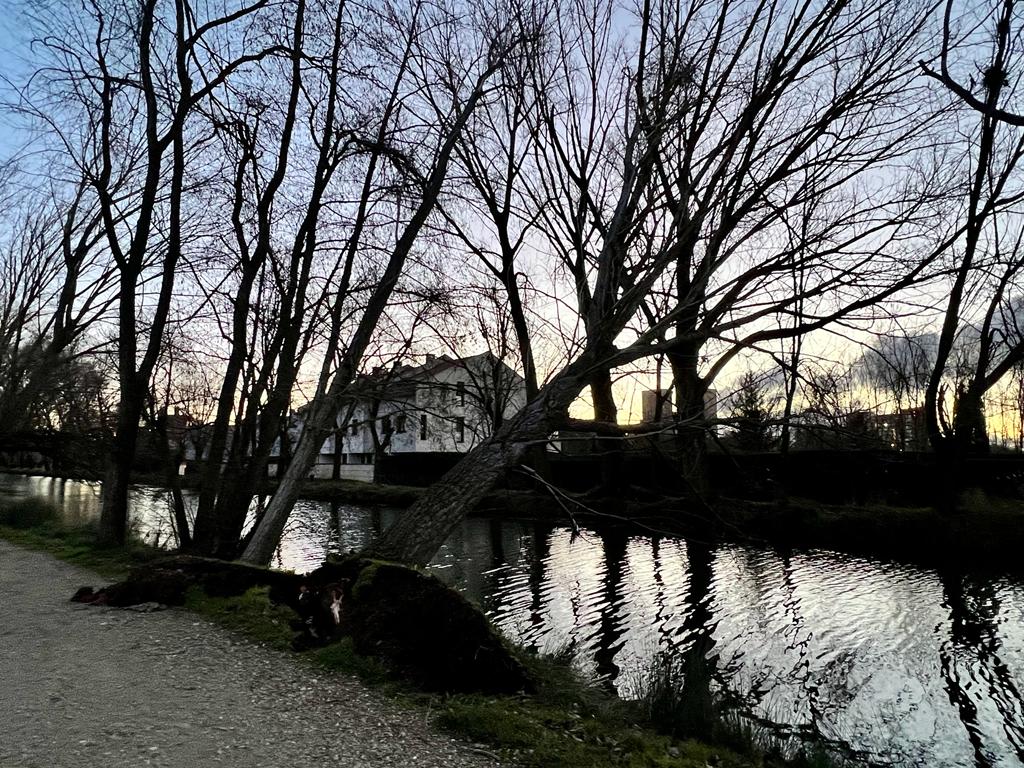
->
[[70, 554, 532, 695], [70, 555, 304, 607], [310, 558, 534, 694]]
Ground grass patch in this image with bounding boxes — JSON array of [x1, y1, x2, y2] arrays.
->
[[0, 498, 62, 528], [177, 580, 395, 686], [436, 694, 745, 768], [429, 647, 781, 768], [0, 520, 161, 580], [183, 586, 297, 651]]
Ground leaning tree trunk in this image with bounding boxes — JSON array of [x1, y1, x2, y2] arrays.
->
[[279, 365, 591, 568], [364, 368, 591, 566], [240, 401, 332, 564]]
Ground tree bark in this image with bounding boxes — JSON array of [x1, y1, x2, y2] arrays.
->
[[98, 396, 140, 545], [669, 342, 709, 497], [238, 56, 511, 565]]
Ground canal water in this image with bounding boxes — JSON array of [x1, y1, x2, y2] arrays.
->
[[2, 473, 1023, 767]]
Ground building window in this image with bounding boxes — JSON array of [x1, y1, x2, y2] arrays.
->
[[456, 381, 466, 406], [396, 413, 407, 433], [420, 414, 428, 440], [382, 415, 393, 435], [350, 421, 359, 436], [456, 416, 465, 443]]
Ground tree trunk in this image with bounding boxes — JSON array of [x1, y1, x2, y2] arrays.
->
[[953, 385, 989, 454], [670, 345, 709, 497], [241, 418, 325, 564], [333, 367, 589, 567], [237, 68, 510, 565], [98, 458, 132, 546], [98, 389, 143, 546], [589, 367, 622, 494], [154, 413, 191, 549], [591, 368, 617, 422]]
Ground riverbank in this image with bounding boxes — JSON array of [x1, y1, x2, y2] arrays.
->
[[0, 514, 847, 768], [516, 490, 1024, 574], [704, 493, 1024, 574]]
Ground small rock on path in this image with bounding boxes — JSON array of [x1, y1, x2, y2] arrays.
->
[[0, 540, 505, 768]]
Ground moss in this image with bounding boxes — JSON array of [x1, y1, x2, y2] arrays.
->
[[350, 559, 383, 601], [340, 558, 533, 693], [183, 586, 297, 651], [436, 695, 751, 768]]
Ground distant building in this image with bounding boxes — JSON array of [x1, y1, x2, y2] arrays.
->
[[641, 389, 673, 422], [550, 387, 719, 455], [861, 407, 929, 451], [640, 388, 718, 426], [276, 352, 527, 482]]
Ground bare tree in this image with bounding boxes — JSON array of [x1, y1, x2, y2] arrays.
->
[[858, 330, 936, 449], [367, 0, 954, 566], [16, 0, 288, 544], [239, 0, 540, 564], [919, 0, 1024, 457], [0, 174, 117, 437]]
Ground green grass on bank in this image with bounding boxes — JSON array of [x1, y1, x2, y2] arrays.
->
[[0, 499, 161, 579], [0, 511, 846, 768]]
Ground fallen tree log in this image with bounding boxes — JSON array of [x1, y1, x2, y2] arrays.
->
[[309, 558, 533, 694], [71, 555, 533, 695], [70, 555, 304, 607]]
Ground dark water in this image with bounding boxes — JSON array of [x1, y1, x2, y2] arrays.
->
[[3, 473, 1024, 767]]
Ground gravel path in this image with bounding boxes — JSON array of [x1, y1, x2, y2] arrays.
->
[[0, 540, 504, 768]]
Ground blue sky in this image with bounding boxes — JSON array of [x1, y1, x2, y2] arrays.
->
[[0, 4, 35, 162]]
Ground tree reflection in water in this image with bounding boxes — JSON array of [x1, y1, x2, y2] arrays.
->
[[939, 569, 1024, 767], [676, 539, 718, 740], [593, 530, 628, 688]]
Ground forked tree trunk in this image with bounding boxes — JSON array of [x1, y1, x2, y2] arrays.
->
[[238, 60, 515, 565]]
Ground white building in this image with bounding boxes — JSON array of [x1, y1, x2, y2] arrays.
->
[[641, 387, 718, 426], [284, 352, 527, 482]]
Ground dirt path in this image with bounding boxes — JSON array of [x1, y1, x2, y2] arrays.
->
[[0, 540, 503, 768]]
